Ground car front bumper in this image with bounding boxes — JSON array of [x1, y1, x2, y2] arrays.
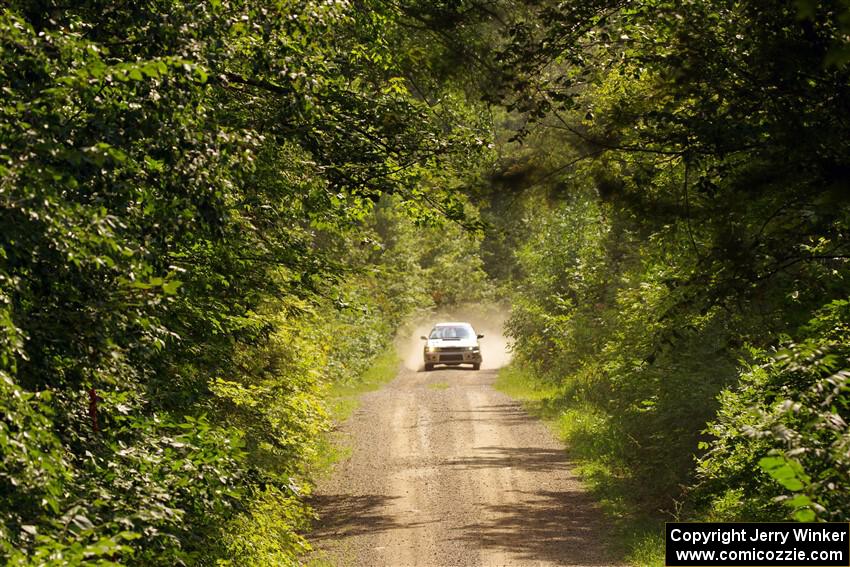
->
[[424, 350, 482, 365]]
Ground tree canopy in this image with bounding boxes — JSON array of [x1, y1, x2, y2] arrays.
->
[[2, 0, 850, 564]]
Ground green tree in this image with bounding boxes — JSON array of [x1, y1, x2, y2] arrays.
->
[[0, 0, 486, 563]]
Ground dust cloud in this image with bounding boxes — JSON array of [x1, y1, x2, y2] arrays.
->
[[396, 303, 513, 371]]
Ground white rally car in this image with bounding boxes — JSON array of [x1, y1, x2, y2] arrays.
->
[[421, 322, 483, 371]]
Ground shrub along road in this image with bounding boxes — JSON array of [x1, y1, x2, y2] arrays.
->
[[309, 366, 622, 566]]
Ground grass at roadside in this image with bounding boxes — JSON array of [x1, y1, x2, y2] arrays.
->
[[310, 347, 401, 478], [326, 347, 401, 421], [494, 363, 665, 566]]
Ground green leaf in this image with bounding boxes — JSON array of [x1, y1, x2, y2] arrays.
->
[[141, 62, 160, 77], [759, 456, 808, 491], [144, 155, 164, 171], [162, 280, 182, 295], [785, 494, 811, 508], [779, 477, 805, 491]]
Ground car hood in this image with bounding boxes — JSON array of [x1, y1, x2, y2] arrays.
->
[[426, 338, 479, 348]]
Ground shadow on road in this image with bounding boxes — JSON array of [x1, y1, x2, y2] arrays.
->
[[405, 400, 534, 427], [308, 494, 436, 540], [444, 445, 569, 474], [440, 402, 537, 425], [454, 488, 617, 566], [309, 494, 398, 540]]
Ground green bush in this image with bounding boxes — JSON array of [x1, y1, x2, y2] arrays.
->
[[0, 0, 486, 563], [697, 300, 850, 522]]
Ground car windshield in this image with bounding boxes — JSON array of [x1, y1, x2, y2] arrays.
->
[[429, 326, 473, 339]]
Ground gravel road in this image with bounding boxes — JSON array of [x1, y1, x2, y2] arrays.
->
[[308, 366, 622, 567]]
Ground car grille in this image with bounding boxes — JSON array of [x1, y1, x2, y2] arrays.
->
[[436, 346, 467, 353], [440, 354, 464, 362]]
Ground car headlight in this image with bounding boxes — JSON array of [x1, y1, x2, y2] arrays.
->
[[427, 346, 437, 353]]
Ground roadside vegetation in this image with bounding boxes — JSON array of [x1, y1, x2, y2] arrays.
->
[[2, 0, 849, 565], [324, 348, 402, 424], [479, 0, 850, 563], [0, 1, 489, 564]]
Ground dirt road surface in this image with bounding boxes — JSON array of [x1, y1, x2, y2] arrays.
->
[[308, 366, 622, 567]]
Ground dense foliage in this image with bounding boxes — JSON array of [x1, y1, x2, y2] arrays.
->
[[467, 0, 850, 534], [4, 0, 850, 564], [0, 0, 488, 564]]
